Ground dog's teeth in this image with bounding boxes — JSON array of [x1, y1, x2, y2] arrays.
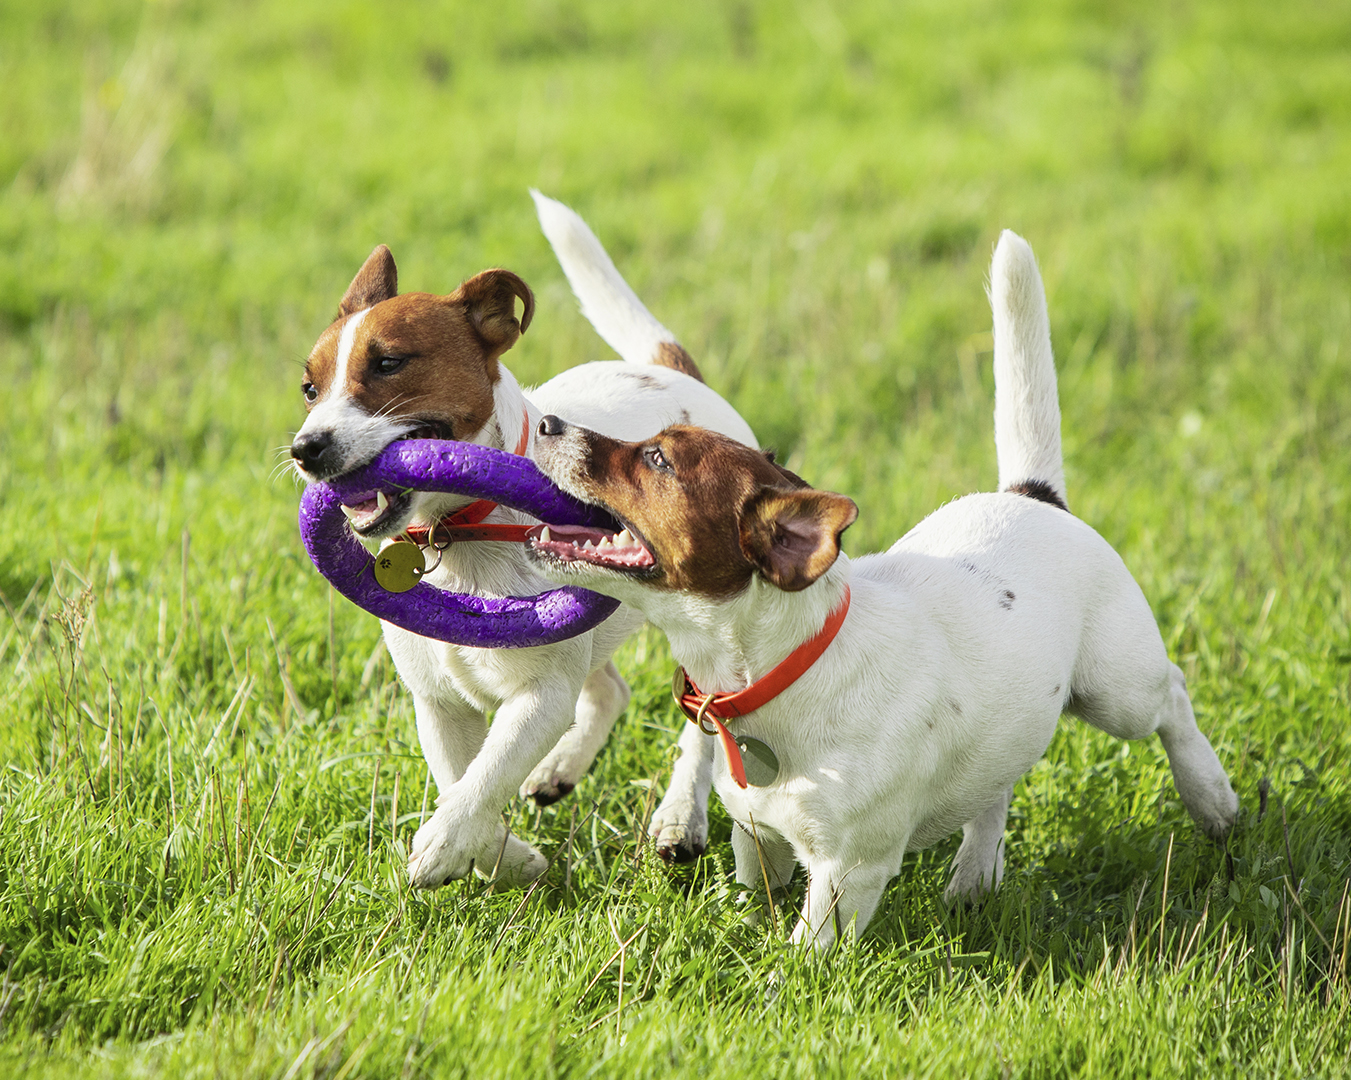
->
[[340, 505, 359, 521], [615, 529, 634, 546], [539, 525, 552, 543], [597, 536, 613, 549], [582, 538, 595, 549], [376, 491, 389, 512]]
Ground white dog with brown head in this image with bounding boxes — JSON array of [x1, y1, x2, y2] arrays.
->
[[291, 194, 753, 888], [526, 231, 1239, 947]]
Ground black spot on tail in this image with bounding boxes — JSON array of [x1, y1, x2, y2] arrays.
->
[[1006, 479, 1068, 512]]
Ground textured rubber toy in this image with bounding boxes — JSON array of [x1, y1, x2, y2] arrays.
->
[[298, 440, 620, 648]]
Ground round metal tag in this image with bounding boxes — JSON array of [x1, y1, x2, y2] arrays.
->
[[736, 737, 779, 787], [373, 540, 426, 593]]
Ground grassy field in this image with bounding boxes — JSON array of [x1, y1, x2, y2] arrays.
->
[[2, 0, 1349, 1075]]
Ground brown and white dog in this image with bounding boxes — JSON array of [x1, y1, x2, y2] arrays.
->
[[526, 231, 1239, 947], [290, 193, 755, 888]]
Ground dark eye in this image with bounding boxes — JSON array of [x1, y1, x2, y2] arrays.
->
[[643, 445, 673, 473], [302, 382, 318, 402], [374, 355, 407, 375]]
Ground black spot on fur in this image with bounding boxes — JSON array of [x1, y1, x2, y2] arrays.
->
[[619, 369, 664, 391], [999, 589, 1015, 610], [1007, 479, 1068, 512]]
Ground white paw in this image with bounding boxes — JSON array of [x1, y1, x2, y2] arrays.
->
[[520, 753, 580, 806], [407, 805, 546, 890], [1188, 779, 1240, 841], [648, 801, 708, 863]]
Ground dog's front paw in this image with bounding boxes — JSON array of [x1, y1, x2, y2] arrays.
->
[[407, 806, 546, 890], [648, 801, 708, 864], [520, 757, 578, 806]]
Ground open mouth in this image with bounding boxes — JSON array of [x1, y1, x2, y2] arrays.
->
[[336, 422, 453, 536], [340, 489, 412, 537], [396, 420, 455, 442], [526, 522, 656, 573]]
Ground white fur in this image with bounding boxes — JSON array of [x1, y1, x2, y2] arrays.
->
[[533, 230, 1238, 946], [352, 199, 755, 889], [991, 231, 1065, 500], [531, 189, 681, 365]]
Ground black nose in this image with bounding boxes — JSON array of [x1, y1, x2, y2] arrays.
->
[[291, 430, 337, 474], [538, 414, 567, 438]]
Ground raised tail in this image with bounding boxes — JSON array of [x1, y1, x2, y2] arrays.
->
[[989, 230, 1066, 509], [531, 190, 703, 381]]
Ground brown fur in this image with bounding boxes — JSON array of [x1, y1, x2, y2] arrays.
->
[[653, 341, 703, 382], [557, 426, 856, 598], [302, 249, 534, 444]]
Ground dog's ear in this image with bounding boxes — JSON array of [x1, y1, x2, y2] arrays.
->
[[739, 486, 858, 592], [453, 269, 535, 355], [340, 245, 398, 317], [762, 450, 812, 490]]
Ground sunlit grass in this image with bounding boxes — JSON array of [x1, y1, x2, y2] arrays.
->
[[1, 0, 1349, 1076]]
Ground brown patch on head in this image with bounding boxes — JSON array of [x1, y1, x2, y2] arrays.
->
[[653, 341, 704, 382], [559, 426, 856, 597], [300, 259, 536, 445]]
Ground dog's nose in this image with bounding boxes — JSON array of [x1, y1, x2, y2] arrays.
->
[[537, 414, 568, 438], [291, 430, 337, 474]]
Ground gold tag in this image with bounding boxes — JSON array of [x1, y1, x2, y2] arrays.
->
[[374, 540, 426, 593]]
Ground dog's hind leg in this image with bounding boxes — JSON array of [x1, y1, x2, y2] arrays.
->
[[1153, 664, 1239, 839], [944, 785, 1012, 903], [1069, 592, 1238, 840], [521, 660, 630, 805], [648, 724, 714, 862]]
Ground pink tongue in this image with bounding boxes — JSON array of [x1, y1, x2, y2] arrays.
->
[[348, 497, 379, 514]]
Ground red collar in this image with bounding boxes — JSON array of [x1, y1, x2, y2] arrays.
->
[[673, 585, 851, 788], [403, 412, 533, 546]]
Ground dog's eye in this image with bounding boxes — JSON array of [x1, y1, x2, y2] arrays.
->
[[302, 382, 318, 403], [374, 355, 407, 375], [643, 445, 673, 473]]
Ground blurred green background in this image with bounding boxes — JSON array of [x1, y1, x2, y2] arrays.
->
[[1, 1, 1349, 1076]]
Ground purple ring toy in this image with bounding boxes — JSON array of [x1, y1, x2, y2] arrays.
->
[[299, 440, 621, 648]]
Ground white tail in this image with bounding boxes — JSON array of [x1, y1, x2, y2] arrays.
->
[[531, 190, 688, 368], [989, 230, 1065, 505]]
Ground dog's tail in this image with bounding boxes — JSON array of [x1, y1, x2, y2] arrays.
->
[[989, 230, 1067, 509], [531, 189, 704, 382]]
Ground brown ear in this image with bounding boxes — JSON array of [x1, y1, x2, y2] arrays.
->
[[453, 269, 535, 354], [762, 450, 812, 490], [340, 245, 398, 317], [738, 487, 858, 592]]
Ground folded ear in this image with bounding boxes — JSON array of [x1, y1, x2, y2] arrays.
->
[[739, 486, 858, 591], [340, 245, 398, 317], [453, 269, 535, 354]]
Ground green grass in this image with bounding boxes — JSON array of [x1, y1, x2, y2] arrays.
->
[[2, 0, 1349, 1075]]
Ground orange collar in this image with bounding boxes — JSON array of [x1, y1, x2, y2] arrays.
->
[[403, 411, 533, 546], [673, 585, 851, 788]]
